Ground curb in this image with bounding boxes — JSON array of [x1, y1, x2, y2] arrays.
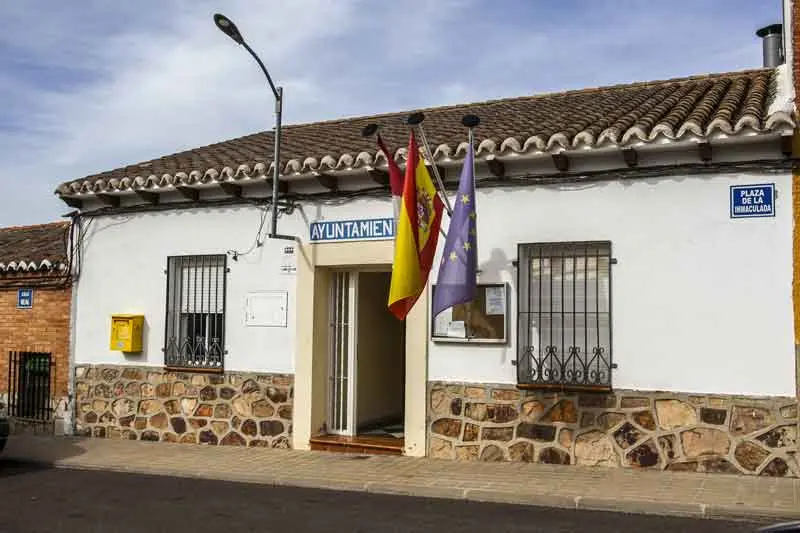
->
[[705, 505, 800, 523], [8, 455, 799, 523], [574, 496, 705, 519]]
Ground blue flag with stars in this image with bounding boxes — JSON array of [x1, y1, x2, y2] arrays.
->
[[432, 139, 477, 318]]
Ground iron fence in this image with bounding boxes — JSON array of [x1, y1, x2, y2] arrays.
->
[[6, 351, 55, 421]]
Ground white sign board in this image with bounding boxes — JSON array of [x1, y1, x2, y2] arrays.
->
[[485, 286, 505, 315], [280, 245, 297, 275], [245, 291, 288, 327]]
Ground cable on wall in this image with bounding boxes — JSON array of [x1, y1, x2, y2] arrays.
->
[[226, 205, 271, 261]]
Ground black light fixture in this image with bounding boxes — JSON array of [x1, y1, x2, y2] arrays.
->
[[213, 13, 293, 240], [213, 14, 244, 45]]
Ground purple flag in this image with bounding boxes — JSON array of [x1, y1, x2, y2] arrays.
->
[[432, 140, 477, 318]]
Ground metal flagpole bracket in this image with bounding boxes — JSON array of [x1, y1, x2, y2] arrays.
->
[[461, 114, 480, 129], [361, 123, 379, 137], [406, 112, 453, 216], [407, 112, 425, 126]]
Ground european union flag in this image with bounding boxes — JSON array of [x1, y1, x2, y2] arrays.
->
[[432, 139, 477, 318]]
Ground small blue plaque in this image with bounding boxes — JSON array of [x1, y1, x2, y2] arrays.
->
[[17, 288, 33, 309], [730, 183, 775, 219]]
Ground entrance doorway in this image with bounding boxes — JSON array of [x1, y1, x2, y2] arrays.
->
[[312, 269, 406, 455]]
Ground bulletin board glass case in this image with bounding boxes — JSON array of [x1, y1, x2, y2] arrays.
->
[[430, 282, 508, 344]]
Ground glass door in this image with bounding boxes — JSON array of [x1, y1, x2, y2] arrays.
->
[[327, 271, 358, 435]]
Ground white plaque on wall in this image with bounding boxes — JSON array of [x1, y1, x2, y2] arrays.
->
[[280, 245, 297, 275], [245, 291, 288, 327]]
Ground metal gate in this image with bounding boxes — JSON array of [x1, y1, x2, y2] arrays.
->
[[7, 351, 55, 422], [327, 271, 358, 436]]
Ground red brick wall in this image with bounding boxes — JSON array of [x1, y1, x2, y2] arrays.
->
[[0, 283, 71, 397]]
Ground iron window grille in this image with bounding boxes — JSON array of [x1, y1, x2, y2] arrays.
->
[[164, 254, 228, 370], [516, 241, 613, 391]]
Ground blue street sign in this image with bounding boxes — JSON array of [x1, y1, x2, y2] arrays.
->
[[17, 288, 33, 309], [730, 183, 775, 219], [309, 217, 394, 242]]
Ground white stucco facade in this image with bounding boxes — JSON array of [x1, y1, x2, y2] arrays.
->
[[72, 166, 795, 398], [428, 170, 795, 397]]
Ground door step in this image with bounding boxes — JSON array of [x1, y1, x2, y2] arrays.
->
[[309, 434, 404, 456]]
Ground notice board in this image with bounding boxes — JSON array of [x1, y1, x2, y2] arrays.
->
[[430, 282, 508, 344]]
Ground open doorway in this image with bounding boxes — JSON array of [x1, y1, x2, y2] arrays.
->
[[316, 269, 406, 454], [354, 271, 405, 440]]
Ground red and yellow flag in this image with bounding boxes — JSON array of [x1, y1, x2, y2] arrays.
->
[[388, 131, 444, 320]]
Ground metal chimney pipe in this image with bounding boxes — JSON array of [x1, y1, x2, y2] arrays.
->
[[756, 23, 784, 67]]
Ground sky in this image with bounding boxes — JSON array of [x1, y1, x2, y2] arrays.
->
[[0, 0, 782, 226]]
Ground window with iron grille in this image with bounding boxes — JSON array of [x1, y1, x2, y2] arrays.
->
[[164, 254, 227, 370], [516, 241, 613, 391]]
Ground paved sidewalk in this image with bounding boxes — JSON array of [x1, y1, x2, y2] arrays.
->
[[3, 435, 799, 523]]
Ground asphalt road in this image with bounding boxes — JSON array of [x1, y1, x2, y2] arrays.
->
[[0, 459, 769, 533]]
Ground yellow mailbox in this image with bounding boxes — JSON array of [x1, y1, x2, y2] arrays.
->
[[110, 314, 144, 352]]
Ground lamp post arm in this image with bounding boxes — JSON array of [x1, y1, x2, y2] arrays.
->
[[241, 42, 280, 101], [230, 35, 292, 240], [238, 42, 284, 238]]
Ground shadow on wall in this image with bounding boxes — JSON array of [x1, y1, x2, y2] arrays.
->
[[474, 170, 703, 200], [478, 247, 516, 365], [477, 181, 606, 200]]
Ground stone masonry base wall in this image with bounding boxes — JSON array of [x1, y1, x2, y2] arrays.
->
[[75, 365, 293, 447], [427, 382, 799, 477]]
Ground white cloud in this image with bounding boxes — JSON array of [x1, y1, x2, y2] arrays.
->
[[0, 0, 779, 226]]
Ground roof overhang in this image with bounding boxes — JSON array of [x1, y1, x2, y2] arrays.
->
[[56, 120, 796, 210]]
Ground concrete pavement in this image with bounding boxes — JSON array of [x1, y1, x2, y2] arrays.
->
[[3, 435, 799, 523]]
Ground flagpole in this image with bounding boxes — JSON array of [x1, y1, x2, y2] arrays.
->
[[462, 113, 480, 265], [361, 121, 448, 239], [463, 114, 478, 181], [406, 112, 454, 217], [430, 113, 481, 320], [417, 125, 450, 212]]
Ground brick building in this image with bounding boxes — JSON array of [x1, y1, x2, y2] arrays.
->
[[0, 221, 73, 435]]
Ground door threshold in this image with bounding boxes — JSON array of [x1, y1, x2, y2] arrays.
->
[[309, 433, 404, 456]]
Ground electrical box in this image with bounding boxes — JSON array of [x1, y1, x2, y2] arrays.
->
[[109, 314, 144, 352]]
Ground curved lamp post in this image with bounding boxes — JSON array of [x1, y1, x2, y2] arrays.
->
[[213, 13, 292, 240]]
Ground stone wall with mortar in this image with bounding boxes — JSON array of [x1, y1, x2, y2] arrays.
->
[[74, 365, 293, 447], [427, 382, 798, 477]]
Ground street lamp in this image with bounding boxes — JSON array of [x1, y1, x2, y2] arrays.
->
[[213, 13, 293, 240]]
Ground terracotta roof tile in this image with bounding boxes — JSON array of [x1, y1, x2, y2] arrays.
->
[[55, 68, 794, 196], [0, 222, 69, 273]]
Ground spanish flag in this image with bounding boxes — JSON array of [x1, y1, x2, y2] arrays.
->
[[388, 131, 444, 320]]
